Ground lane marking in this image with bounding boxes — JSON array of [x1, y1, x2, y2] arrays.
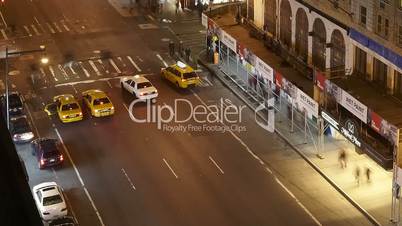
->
[[121, 168, 136, 191], [117, 56, 126, 67], [89, 60, 101, 76], [1, 29, 8, 40], [24, 25, 33, 36], [156, 54, 168, 67], [136, 56, 143, 62], [53, 73, 153, 87], [71, 85, 78, 94], [147, 15, 155, 21], [98, 59, 109, 74], [31, 24, 40, 35], [68, 63, 77, 75], [191, 90, 321, 225], [39, 68, 48, 84], [59, 183, 79, 225], [127, 56, 142, 72], [163, 158, 178, 179], [24, 103, 40, 137], [46, 22, 56, 34], [49, 66, 58, 82], [106, 80, 112, 88], [209, 156, 224, 174], [34, 16, 40, 25], [0, 10, 7, 28], [203, 76, 213, 86], [54, 128, 105, 226], [78, 61, 91, 77], [109, 59, 121, 74], [58, 64, 69, 80], [275, 178, 321, 226], [53, 22, 63, 32], [60, 20, 70, 32]]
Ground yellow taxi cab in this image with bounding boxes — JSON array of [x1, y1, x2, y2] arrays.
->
[[82, 89, 114, 117], [161, 61, 200, 88], [44, 94, 83, 123]]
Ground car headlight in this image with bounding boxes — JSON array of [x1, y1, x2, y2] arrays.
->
[[111, 106, 114, 110], [62, 115, 67, 119], [94, 109, 100, 113], [79, 112, 83, 116], [140, 92, 144, 96], [21, 132, 34, 140]]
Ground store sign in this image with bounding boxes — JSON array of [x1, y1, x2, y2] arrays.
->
[[295, 89, 318, 118], [340, 91, 367, 123], [340, 119, 361, 147], [255, 57, 273, 82], [221, 31, 237, 52], [321, 111, 339, 130], [202, 13, 208, 28]]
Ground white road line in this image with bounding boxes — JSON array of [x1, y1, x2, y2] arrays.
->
[[54, 128, 105, 226], [191, 90, 321, 226], [127, 56, 142, 72], [78, 61, 91, 77], [1, 29, 8, 40], [136, 56, 143, 62], [147, 15, 155, 21], [156, 54, 168, 67], [123, 103, 129, 112], [39, 67, 48, 84], [109, 59, 121, 74], [58, 64, 69, 80], [117, 56, 126, 67], [89, 60, 101, 76], [68, 63, 77, 75], [60, 20, 70, 31], [106, 80, 113, 88], [0, 10, 7, 28], [71, 85, 78, 94], [46, 22, 56, 33], [97, 59, 109, 74], [163, 158, 178, 179], [25, 103, 40, 137], [60, 187, 79, 225], [49, 66, 58, 82], [53, 74, 153, 87], [31, 24, 40, 35], [275, 178, 321, 226], [209, 156, 224, 174], [121, 168, 136, 191], [203, 76, 213, 86], [24, 25, 33, 36], [53, 22, 63, 32], [34, 16, 40, 25]]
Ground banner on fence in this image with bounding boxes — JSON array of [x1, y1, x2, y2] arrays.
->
[[202, 13, 208, 28], [255, 57, 273, 82], [295, 88, 319, 119], [221, 31, 237, 52], [340, 90, 368, 123]]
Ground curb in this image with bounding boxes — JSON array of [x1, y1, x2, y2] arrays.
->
[[198, 58, 382, 226]]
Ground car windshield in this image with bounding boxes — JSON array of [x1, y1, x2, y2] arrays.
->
[[11, 118, 29, 134], [40, 140, 58, 156], [183, 72, 197, 79], [137, 82, 153, 89], [61, 103, 79, 111], [93, 97, 110, 106], [43, 194, 63, 206], [9, 94, 22, 109]]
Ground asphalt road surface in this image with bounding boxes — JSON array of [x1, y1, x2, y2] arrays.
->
[[1, 0, 347, 225]]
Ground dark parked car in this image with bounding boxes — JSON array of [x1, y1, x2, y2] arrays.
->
[[0, 92, 24, 117], [10, 115, 34, 143], [31, 138, 64, 169]]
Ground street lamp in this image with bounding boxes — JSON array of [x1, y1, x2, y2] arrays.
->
[[4, 45, 48, 129]]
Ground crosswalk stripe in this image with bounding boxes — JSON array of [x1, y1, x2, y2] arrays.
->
[[109, 59, 121, 74], [127, 56, 142, 72], [68, 64, 77, 75], [53, 22, 62, 33], [1, 29, 8, 40], [49, 66, 58, 82], [89, 60, 101, 76], [117, 57, 126, 67], [31, 24, 40, 36], [58, 64, 69, 80], [203, 76, 213, 86], [79, 61, 91, 77], [39, 68, 48, 85], [156, 54, 168, 67], [98, 59, 109, 74], [24, 25, 32, 36], [46, 22, 56, 34], [60, 20, 70, 32]]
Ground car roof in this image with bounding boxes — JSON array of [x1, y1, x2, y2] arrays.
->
[[84, 90, 107, 99], [33, 182, 59, 195], [56, 95, 77, 105], [172, 63, 194, 73], [37, 138, 57, 149], [131, 76, 150, 83]]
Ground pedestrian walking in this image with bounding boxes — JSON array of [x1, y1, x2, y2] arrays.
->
[[355, 166, 361, 185], [338, 149, 347, 168], [365, 167, 371, 183], [185, 47, 191, 62], [169, 41, 175, 57], [175, 0, 180, 14]]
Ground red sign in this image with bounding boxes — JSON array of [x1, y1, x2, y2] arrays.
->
[[275, 71, 283, 88], [370, 111, 381, 133], [316, 70, 326, 91]]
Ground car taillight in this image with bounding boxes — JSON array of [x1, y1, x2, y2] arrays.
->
[[40, 159, 45, 165], [59, 155, 64, 161]]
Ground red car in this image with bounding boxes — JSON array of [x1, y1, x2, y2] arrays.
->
[[31, 138, 64, 169]]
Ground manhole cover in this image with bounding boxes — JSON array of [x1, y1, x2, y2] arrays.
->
[[138, 23, 159, 29], [8, 70, 20, 76]]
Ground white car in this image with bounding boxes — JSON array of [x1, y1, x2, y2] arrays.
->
[[120, 75, 158, 100], [32, 182, 68, 221]]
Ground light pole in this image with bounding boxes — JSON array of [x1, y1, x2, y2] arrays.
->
[[5, 45, 48, 129]]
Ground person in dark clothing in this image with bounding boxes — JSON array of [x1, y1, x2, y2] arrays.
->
[[185, 48, 191, 62], [169, 41, 175, 57]]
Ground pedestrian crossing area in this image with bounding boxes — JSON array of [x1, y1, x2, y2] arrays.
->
[[23, 54, 213, 88], [0, 19, 83, 40]]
